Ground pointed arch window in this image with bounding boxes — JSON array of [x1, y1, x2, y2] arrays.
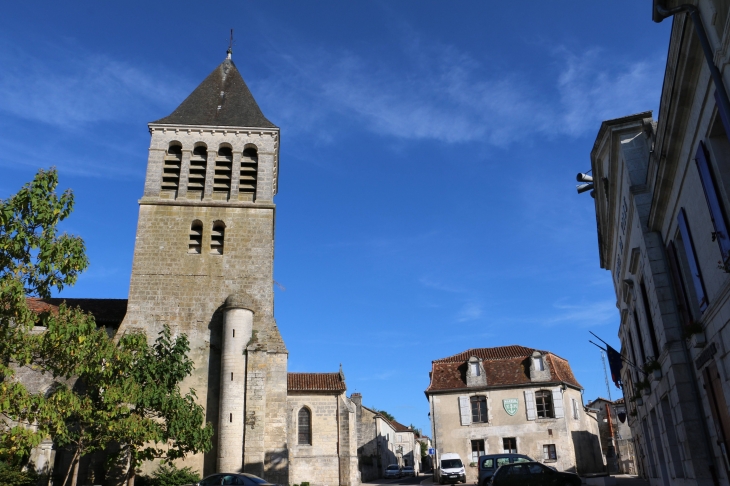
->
[[211, 221, 225, 255], [214, 146, 233, 197], [188, 220, 202, 254], [162, 144, 182, 193], [298, 407, 312, 445], [239, 147, 258, 201], [188, 146, 208, 193]]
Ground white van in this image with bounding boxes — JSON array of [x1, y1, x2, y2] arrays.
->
[[437, 452, 466, 484]]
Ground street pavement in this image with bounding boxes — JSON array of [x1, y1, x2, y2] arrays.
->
[[364, 474, 650, 486]]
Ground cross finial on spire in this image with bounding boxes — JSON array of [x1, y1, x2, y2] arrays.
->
[[227, 29, 234, 60]]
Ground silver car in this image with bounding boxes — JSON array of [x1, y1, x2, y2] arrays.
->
[[401, 466, 417, 477], [384, 464, 402, 479]]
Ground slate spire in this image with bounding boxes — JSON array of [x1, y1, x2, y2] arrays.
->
[[153, 58, 276, 128]]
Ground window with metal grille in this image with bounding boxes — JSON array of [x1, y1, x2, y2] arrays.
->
[[211, 221, 225, 255], [535, 391, 554, 418], [470, 396, 487, 423], [471, 439, 484, 463], [502, 437, 516, 453], [298, 407, 311, 445], [162, 144, 182, 193], [542, 444, 557, 461], [188, 146, 208, 193], [188, 221, 202, 254], [214, 146, 233, 197], [239, 147, 258, 201]]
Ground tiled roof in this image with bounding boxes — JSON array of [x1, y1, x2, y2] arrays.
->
[[27, 298, 128, 329], [426, 345, 581, 393], [153, 59, 276, 129], [288, 373, 346, 392], [391, 420, 413, 433]]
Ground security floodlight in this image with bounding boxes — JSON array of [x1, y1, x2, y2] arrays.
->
[[576, 173, 594, 183], [577, 183, 594, 194]]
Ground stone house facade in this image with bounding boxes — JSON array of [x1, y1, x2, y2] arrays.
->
[[585, 398, 636, 475], [390, 420, 420, 472], [351, 394, 404, 481], [585, 2, 730, 484], [425, 346, 604, 482], [18, 54, 366, 486]]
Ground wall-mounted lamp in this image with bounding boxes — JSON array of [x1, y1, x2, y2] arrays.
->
[[576, 173, 595, 197]]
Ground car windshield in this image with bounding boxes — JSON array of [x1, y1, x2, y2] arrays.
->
[[403, 467, 413, 470], [387, 466, 399, 470], [441, 459, 463, 469], [242, 474, 269, 484]]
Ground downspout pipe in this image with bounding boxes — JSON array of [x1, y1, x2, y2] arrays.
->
[[655, 4, 730, 131]]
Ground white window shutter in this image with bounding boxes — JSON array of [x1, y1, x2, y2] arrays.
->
[[524, 390, 536, 420], [552, 388, 564, 418], [458, 396, 472, 426]]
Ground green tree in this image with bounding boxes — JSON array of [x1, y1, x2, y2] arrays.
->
[[376, 409, 395, 422], [0, 168, 88, 462], [121, 326, 213, 486]]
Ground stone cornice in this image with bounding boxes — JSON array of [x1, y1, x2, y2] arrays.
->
[[138, 198, 276, 209]]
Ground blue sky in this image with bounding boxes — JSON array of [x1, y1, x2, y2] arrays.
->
[[1, 1, 671, 435]]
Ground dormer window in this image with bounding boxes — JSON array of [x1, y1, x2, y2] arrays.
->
[[214, 146, 233, 198], [211, 221, 225, 255], [161, 144, 182, 194], [239, 147, 258, 201], [470, 362, 480, 376], [188, 146, 208, 194], [533, 356, 545, 371]]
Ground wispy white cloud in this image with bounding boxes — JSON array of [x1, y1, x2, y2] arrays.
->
[[540, 299, 617, 328], [0, 42, 188, 128], [254, 33, 664, 146], [456, 301, 483, 323]]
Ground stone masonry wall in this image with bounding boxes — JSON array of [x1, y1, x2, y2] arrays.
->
[[288, 393, 341, 486]]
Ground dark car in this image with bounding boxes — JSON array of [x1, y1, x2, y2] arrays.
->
[[478, 454, 533, 486], [193, 473, 279, 486], [490, 462, 581, 486]]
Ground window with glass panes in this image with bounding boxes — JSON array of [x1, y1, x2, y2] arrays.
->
[[471, 439, 484, 463], [471, 396, 488, 423], [503, 437, 517, 453], [543, 444, 557, 461], [535, 391, 554, 418]]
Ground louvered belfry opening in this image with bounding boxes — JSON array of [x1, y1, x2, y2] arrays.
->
[[239, 147, 258, 201], [214, 146, 233, 198], [211, 221, 225, 255], [298, 407, 311, 445], [188, 146, 208, 196], [189, 221, 203, 254], [161, 144, 182, 195]]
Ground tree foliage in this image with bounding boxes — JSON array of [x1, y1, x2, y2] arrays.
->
[[136, 463, 201, 486], [0, 169, 211, 486]]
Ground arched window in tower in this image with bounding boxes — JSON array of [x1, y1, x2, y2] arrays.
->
[[239, 147, 258, 201], [188, 220, 203, 254], [211, 221, 225, 255], [188, 145, 208, 195], [298, 407, 312, 445], [161, 143, 182, 194], [213, 146, 233, 198]]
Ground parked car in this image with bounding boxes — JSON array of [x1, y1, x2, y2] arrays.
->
[[190, 473, 279, 486], [437, 452, 466, 484], [385, 464, 402, 479], [401, 465, 417, 477], [477, 454, 533, 486], [490, 462, 581, 486]]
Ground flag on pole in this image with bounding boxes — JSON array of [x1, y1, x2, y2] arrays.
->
[[606, 345, 623, 388]]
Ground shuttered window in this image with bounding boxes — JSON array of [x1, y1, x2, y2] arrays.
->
[[667, 241, 694, 327], [240, 148, 258, 201], [458, 396, 472, 426], [214, 147, 233, 196], [524, 390, 536, 421], [298, 407, 311, 445], [211, 222, 225, 255], [162, 144, 182, 192], [695, 141, 730, 265], [188, 221, 202, 254], [188, 146, 208, 192], [551, 388, 564, 418], [678, 208, 708, 312], [715, 90, 730, 145]]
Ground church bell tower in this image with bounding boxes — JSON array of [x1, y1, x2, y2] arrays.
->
[[116, 52, 288, 481]]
